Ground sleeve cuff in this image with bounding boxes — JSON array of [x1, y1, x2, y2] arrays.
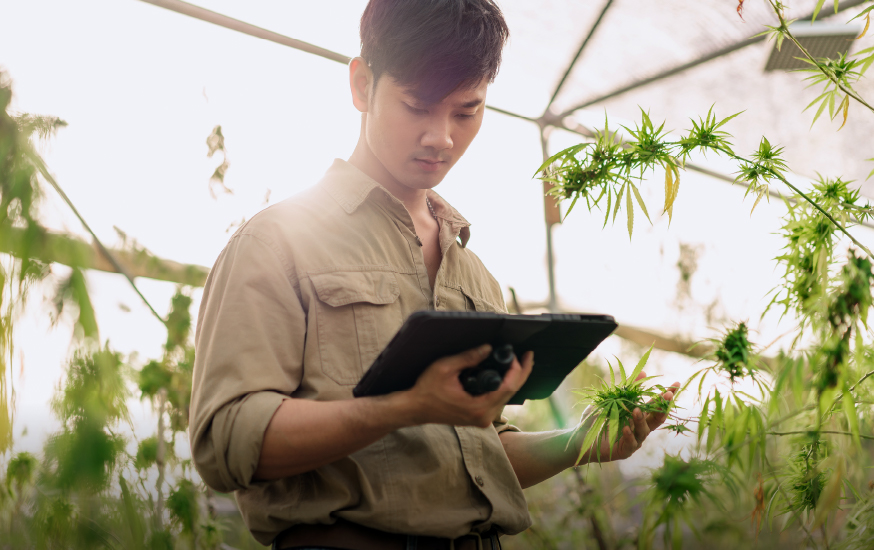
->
[[224, 391, 290, 489]]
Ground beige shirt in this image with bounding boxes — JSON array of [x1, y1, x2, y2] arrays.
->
[[190, 159, 531, 545]]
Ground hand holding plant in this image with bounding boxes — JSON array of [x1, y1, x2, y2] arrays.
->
[[571, 347, 681, 465]]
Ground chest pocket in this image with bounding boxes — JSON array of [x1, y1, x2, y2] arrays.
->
[[310, 270, 403, 385]]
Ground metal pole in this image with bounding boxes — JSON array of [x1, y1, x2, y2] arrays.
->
[[540, 128, 559, 314]]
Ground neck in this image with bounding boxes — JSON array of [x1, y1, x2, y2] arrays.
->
[[348, 124, 429, 214]]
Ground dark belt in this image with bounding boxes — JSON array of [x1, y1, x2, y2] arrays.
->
[[273, 519, 502, 550]]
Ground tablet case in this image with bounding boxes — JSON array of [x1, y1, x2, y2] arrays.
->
[[353, 311, 617, 405]]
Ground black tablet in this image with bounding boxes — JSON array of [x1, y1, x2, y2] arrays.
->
[[353, 311, 617, 405]]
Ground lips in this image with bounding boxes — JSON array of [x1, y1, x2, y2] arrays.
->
[[414, 158, 444, 172]]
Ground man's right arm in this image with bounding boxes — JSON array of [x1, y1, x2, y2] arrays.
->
[[254, 345, 533, 481]]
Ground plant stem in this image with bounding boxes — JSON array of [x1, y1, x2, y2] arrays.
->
[[768, 0, 874, 115], [767, 429, 874, 440], [711, 145, 874, 259], [762, 452, 820, 549], [849, 369, 874, 392]]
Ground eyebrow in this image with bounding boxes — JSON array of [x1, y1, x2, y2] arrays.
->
[[457, 99, 484, 109]]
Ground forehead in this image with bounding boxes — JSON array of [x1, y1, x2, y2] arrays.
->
[[384, 75, 488, 107]]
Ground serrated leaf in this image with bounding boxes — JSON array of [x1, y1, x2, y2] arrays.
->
[[607, 359, 616, 386], [608, 403, 619, 458], [613, 182, 626, 222], [812, 95, 830, 128], [630, 344, 654, 382], [663, 162, 674, 214], [631, 184, 652, 224], [812, 0, 826, 21], [838, 95, 850, 130], [626, 183, 634, 239], [577, 416, 606, 465], [858, 13, 870, 39], [603, 189, 612, 228], [751, 188, 767, 215], [618, 357, 628, 384]]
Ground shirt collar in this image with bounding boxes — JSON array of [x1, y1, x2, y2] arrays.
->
[[320, 158, 472, 247]]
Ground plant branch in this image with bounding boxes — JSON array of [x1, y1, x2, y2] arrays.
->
[[850, 369, 874, 392], [768, 0, 874, 115], [767, 429, 874, 440], [29, 152, 168, 327]]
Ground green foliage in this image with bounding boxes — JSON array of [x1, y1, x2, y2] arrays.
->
[[713, 322, 757, 383], [572, 346, 669, 463], [639, 455, 735, 550], [785, 440, 830, 515], [167, 478, 199, 535]]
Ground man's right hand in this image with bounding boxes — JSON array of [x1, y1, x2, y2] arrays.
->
[[401, 344, 534, 429], [255, 345, 532, 481]]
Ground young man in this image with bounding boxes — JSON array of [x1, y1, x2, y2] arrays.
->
[[190, 1, 678, 549]]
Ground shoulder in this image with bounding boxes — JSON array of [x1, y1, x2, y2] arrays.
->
[[449, 243, 507, 313]]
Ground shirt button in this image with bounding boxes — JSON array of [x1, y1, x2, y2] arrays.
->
[[435, 296, 441, 307], [475, 475, 484, 487]]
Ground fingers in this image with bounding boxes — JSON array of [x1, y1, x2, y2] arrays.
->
[[646, 381, 680, 430], [632, 407, 651, 443], [619, 425, 639, 456], [500, 350, 533, 392], [635, 371, 647, 381], [443, 344, 492, 372]]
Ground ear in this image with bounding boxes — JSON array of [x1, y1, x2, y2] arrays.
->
[[349, 57, 372, 113]]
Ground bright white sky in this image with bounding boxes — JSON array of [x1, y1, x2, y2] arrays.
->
[[2, 0, 873, 476]]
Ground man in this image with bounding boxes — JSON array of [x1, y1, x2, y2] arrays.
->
[[190, 1, 679, 549]]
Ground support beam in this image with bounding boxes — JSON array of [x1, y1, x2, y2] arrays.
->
[[0, 227, 210, 287], [555, 0, 871, 119], [136, 0, 530, 122], [546, 0, 615, 110], [137, 0, 350, 64]]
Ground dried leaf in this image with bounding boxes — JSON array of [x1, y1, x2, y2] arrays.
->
[[858, 13, 871, 39], [663, 162, 674, 214], [838, 95, 850, 130]]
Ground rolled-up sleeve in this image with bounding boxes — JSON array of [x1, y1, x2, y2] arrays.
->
[[189, 231, 305, 493]]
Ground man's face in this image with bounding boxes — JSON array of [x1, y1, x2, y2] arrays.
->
[[363, 74, 488, 191]]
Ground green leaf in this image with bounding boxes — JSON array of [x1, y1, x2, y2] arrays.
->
[[119, 476, 146, 550], [577, 416, 605, 465], [626, 183, 634, 239], [618, 358, 628, 384], [841, 386, 860, 445], [812, 0, 826, 21], [630, 344, 654, 382], [812, 457, 845, 529], [603, 189, 612, 228], [613, 182, 626, 223], [631, 183, 652, 224], [608, 403, 619, 458]]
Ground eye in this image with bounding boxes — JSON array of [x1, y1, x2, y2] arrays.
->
[[456, 113, 476, 119], [405, 103, 427, 115]]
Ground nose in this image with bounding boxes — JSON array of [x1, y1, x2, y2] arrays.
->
[[420, 115, 453, 152]]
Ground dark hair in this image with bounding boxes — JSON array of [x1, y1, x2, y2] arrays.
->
[[360, 0, 509, 104]]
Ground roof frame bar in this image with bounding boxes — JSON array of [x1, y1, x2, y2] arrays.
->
[[544, 0, 615, 112], [555, 0, 870, 119]]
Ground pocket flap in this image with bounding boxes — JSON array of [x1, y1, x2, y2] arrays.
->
[[460, 285, 504, 313], [310, 270, 400, 307]]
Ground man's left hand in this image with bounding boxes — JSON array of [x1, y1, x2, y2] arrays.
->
[[574, 373, 681, 464]]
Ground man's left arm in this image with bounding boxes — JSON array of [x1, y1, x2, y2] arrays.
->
[[498, 375, 679, 489]]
